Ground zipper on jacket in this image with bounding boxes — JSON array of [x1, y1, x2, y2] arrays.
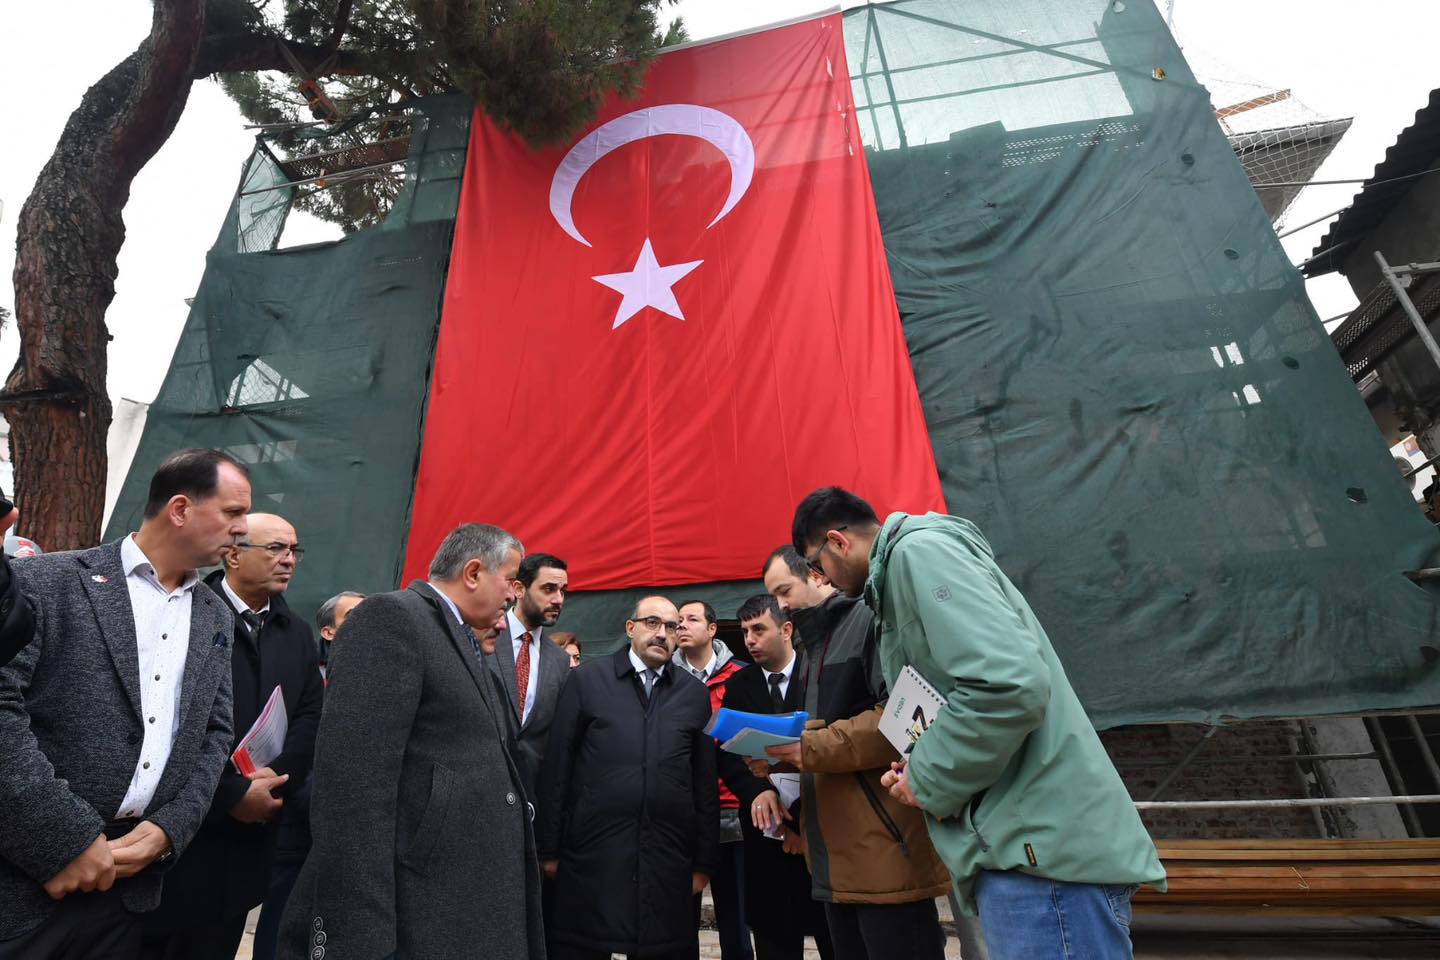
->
[[854, 773, 909, 857], [968, 790, 991, 853]]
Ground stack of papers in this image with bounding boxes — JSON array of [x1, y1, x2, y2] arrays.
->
[[231, 685, 288, 776], [706, 708, 809, 763], [764, 773, 802, 840]]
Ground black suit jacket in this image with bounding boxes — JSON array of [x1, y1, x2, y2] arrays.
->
[[0, 553, 35, 669], [717, 651, 827, 936], [277, 581, 543, 960], [145, 573, 325, 930], [485, 623, 570, 802]]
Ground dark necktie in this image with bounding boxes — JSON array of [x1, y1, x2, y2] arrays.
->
[[515, 632, 532, 716], [240, 610, 265, 636], [768, 672, 786, 710], [462, 624, 482, 657]]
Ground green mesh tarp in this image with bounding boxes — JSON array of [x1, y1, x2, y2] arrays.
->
[[104, 96, 470, 624], [560, 0, 1440, 726]]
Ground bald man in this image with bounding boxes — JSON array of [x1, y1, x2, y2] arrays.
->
[[537, 595, 719, 960], [140, 514, 325, 960]]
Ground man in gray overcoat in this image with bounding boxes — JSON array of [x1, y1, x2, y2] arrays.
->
[[278, 523, 545, 960], [0, 448, 251, 958]]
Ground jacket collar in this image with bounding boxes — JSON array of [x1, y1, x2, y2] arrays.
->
[[864, 512, 913, 612], [612, 644, 669, 679], [790, 591, 860, 651], [671, 637, 734, 680], [203, 568, 291, 625]]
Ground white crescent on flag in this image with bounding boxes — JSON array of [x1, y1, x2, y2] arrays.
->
[[548, 104, 756, 247]]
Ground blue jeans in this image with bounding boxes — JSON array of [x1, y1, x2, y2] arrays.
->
[[974, 870, 1136, 960]]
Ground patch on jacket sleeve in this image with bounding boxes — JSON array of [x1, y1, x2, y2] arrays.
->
[[932, 585, 952, 602]]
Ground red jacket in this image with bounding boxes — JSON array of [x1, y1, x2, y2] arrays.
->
[[675, 642, 746, 809]]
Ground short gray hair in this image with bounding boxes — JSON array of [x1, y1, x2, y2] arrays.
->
[[316, 591, 366, 632], [428, 523, 524, 581]]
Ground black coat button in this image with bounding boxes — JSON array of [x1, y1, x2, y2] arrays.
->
[[127, 732, 140, 745]]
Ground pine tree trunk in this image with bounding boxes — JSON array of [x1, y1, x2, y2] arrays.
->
[[1, 0, 204, 549]]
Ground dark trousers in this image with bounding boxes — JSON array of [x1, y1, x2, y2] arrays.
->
[[253, 860, 303, 960], [138, 911, 247, 960], [824, 899, 946, 960], [693, 840, 752, 960], [752, 920, 835, 960], [0, 890, 142, 960]]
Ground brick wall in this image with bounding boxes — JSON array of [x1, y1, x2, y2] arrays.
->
[[1100, 721, 1323, 839]]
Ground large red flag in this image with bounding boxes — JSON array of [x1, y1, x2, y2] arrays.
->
[[403, 14, 944, 590]]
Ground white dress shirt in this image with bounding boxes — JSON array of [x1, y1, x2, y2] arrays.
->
[[428, 583, 465, 628], [679, 641, 720, 682], [766, 651, 798, 703], [219, 575, 270, 618], [629, 648, 665, 688], [116, 535, 200, 820], [506, 609, 541, 724]]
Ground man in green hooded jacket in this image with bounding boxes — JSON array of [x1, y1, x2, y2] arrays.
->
[[791, 487, 1165, 960]]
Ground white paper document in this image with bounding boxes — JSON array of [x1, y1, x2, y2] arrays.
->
[[231, 685, 288, 776], [763, 772, 803, 840], [878, 665, 945, 756]]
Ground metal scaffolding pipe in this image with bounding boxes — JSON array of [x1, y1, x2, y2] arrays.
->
[[1403, 715, 1440, 792], [1374, 250, 1440, 376], [1364, 716, 1424, 836]]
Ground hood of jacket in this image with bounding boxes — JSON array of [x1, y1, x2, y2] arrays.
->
[[672, 637, 737, 681], [864, 511, 988, 616]]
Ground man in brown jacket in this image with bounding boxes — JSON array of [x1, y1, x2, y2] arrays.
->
[[757, 547, 949, 960]]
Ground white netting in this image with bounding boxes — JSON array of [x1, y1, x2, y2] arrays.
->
[[1178, 42, 1352, 227]]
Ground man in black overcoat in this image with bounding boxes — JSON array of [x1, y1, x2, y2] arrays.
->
[[141, 512, 324, 959], [537, 595, 719, 960], [718, 595, 833, 960]]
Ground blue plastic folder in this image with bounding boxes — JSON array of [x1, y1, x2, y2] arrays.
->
[[706, 708, 809, 742]]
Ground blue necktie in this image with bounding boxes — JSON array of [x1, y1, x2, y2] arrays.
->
[[463, 624, 482, 657]]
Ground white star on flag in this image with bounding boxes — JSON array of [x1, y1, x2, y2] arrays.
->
[[592, 239, 704, 329]]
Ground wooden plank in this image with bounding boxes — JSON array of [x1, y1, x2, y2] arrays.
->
[[1155, 837, 1440, 846], [1163, 865, 1440, 878], [1155, 838, 1440, 851], [1157, 847, 1440, 861], [1135, 902, 1440, 917]]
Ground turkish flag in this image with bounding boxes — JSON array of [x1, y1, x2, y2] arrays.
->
[[403, 14, 944, 590]]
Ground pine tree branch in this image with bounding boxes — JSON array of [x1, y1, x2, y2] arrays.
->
[[326, 0, 356, 53], [193, 32, 416, 79]]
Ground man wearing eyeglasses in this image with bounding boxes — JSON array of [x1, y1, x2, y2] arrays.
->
[[141, 514, 324, 960], [537, 595, 719, 960], [791, 487, 1165, 960]]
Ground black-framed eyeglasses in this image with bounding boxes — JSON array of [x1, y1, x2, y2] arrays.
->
[[631, 615, 681, 634], [804, 525, 848, 574], [236, 542, 305, 562]]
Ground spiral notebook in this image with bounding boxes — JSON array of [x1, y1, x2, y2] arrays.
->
[[879, 666, 945, 755]]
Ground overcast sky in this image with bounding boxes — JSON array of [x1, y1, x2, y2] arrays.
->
[[1, 0, 1437, 406]]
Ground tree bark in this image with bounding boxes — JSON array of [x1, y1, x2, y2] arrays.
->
[[1, 0, 205, 549]]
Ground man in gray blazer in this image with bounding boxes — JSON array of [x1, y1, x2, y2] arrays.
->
[[0, 448, 251, 958], [278, 523, 545, 960], [487, 551, 571, 802]]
